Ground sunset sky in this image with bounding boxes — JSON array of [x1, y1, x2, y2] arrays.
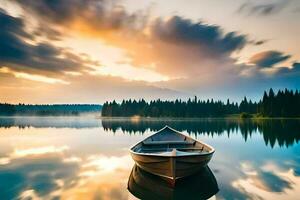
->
[[0, 0, 299, 104]]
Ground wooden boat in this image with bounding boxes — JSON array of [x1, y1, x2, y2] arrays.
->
[[130, 126, 215, 185], [128, 164, 219, 200]]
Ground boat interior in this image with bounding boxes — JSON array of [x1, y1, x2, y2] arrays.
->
[[132, 126, 213, 155]]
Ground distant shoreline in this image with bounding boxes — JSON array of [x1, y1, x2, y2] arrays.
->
[[0, 104, 102, 116], [0, 115, 299, 120], [0, 113, 100, 117], [99, 116, 300, 120]]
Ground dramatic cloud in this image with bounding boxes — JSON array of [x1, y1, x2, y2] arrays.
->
[[0, 0, 298, 102], [13, 0, 147, 33], [150, 16, 247, 57], [8, 0, 271, 82], [0, 9, 98, 78], [117, 16, 250, 78], [238, 0, 290, 16], [249, 51, 291, 68], [10, 0, 251, 79]]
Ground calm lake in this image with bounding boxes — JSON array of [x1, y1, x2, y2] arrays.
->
[[0, 117, 299, 200]]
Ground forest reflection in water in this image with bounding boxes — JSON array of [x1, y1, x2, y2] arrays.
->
[[102, 118, 300, 148], [1, 117, 300, 148]]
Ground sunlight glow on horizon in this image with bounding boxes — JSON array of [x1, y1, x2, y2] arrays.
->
[[61, 34, 170, 82], [0, 67, 69, 84]]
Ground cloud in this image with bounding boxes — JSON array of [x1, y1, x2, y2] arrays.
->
[[239, 51, 299, 81], [150, 16, 247, 57], [248, 51, 291, 68], [0, 9, 98, 78], [32, 25, 63, 41], [13, 0, 147, 33], [238, 0, 290, 16], [5, 0, 258, 89], [12, 0, 249, 59], [0, 67, 69, 84], [0, 0, 297, 102], [274, 62, 300, 76], [11, 0, 251, 79], [116, 15, 251, 79], [292, 62, 300, 68], [253, 40, 267, 46]]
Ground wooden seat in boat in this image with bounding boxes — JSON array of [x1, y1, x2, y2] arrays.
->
[[141, 147, 205, 152], [142, 140, 195, 145]]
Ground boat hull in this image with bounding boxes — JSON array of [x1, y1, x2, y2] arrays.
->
[[130, 151, 214, 182]]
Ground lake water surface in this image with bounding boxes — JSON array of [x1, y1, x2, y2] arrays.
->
[[0, 117, 299, 200]]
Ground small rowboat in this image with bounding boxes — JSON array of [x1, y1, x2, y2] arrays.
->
[[130, 126, 215, 185]]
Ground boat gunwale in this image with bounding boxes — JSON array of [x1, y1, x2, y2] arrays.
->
[[129, 125, 215, 157]]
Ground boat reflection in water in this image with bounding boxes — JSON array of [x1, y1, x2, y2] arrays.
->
[[128, 164, 219, 200]]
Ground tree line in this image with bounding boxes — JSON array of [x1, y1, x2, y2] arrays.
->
[[101, 88, 300, 118], [0, 104, 101, 116]]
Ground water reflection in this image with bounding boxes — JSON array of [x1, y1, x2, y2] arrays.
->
[[1, 117, 299, 148], [0, 123, 138, 200], [0, 117, 299, 199], [128, 164, 219, 200], [0, 144, 134, 199], [0, 147, 80, 199], [230, 161, 300, 200], [102, 118, 300, 148]]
